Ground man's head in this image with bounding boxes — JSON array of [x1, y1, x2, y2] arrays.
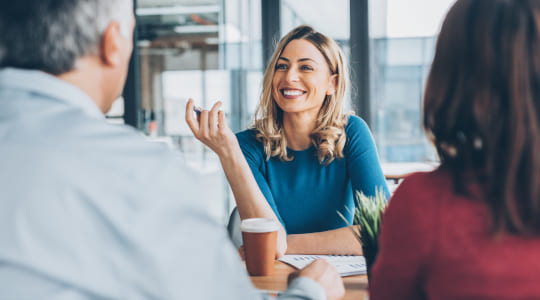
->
[[0, 0, 135, 112]]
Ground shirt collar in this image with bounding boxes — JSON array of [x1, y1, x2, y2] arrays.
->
[[0, 67, 105, 119]]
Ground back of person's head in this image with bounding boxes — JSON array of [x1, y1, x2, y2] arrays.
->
[[424, 0, 540, 234], [0, 0, 133, 75], [254, 25, 349, 164]]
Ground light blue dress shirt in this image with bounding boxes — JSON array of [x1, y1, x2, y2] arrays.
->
[[0, 68, 325, 300]]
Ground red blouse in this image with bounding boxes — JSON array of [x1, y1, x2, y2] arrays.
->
[[370, 168, 540, 300]]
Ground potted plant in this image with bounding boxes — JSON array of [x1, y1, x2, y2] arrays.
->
[[338, 187, 387, 276]]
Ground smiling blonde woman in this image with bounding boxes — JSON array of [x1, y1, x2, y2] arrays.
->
[[186, 25, 388, 256], [253, 26, 348, 164]]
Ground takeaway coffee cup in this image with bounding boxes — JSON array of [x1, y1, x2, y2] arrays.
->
[[240, 218, 279, 276]]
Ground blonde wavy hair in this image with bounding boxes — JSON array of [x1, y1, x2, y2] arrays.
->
[[252, 25, 349, 164]]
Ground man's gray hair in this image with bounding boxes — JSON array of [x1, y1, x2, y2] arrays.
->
[[0, 0, 133, 75]]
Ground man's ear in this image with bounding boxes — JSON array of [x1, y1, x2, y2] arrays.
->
[[100, 21, 123, 67], [326, 74, 338, 95]]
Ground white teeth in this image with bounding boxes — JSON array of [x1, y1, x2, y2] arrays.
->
[[283, 90, 303, 96]]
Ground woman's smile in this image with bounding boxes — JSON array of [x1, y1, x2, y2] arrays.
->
[[281, 88, 306, 99]]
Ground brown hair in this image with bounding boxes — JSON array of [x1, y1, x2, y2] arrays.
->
[[424, 0, 540, 235], [252, 25, 349, 164]]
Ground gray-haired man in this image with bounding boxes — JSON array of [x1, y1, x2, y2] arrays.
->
[[0, 1, 344, 299]]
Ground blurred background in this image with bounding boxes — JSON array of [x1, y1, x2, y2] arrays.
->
[[107, 0, 456, 223]]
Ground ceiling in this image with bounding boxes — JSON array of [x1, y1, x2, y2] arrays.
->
[[136, 0, 220, 41]]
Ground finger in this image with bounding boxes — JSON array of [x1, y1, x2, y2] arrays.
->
[[309, 258, 324, 267], [217, 110, 230, 133], [208, 102, 222, 136], [185, 99, 200, 134], [199, 109, 210, 138]]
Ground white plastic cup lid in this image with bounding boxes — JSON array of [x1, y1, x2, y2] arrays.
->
[[240, 218, 279, 233]]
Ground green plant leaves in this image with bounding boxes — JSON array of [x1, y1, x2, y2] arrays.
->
[[337, 187, 388, 271]]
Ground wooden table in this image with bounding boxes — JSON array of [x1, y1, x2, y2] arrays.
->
[[250, 260, 368, 300]]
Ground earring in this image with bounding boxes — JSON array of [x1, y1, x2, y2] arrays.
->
[[440, 142, 457, 157]]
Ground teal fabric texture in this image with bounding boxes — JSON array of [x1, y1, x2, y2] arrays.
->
[[237, 115, 389, 234]]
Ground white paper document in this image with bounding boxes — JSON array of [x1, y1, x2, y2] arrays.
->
[[278, 255, 367, 277]]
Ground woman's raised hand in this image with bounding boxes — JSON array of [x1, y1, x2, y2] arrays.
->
[[187, 99, 289, 256], [185, 99, 239, 158]]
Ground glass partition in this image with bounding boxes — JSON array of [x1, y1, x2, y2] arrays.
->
[[135, 0, 263, 223]]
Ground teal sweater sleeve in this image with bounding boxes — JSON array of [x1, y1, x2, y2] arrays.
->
[[345, 116, 390, 199], [236, 115, 388, 234]]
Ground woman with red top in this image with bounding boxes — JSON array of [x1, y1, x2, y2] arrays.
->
[[370, 0, 540, 299]]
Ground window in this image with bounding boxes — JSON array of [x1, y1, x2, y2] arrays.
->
[[280, 0, 352, 110], [369, 0, 456, 162]]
